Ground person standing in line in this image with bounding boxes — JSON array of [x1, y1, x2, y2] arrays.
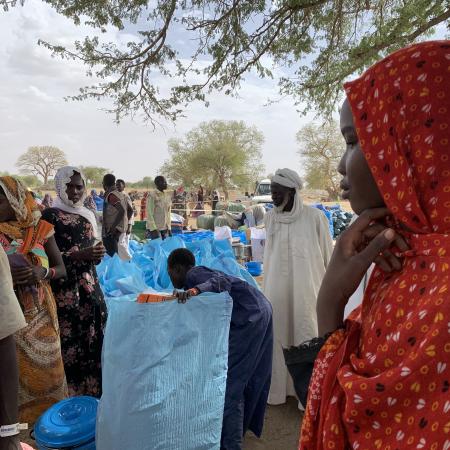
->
[[0, 245, 27, 450], [116, 179, 134, 260], [191, 186, 205, 218], [146, 176, 172, 240], [116, 179, 134, 233], [102, 174, 128, 257], [83, 190, 97, 213], [42, 167, 107, 397], [0, 176, 67, 424], [212, 189, 220, 215], [263, 168, 333, 407], [41, 194, 53, 209], [140, 191, 149, 221], [90, 190, 103, 212]]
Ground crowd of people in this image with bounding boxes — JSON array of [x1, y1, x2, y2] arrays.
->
[[1, 40, 449, 450]]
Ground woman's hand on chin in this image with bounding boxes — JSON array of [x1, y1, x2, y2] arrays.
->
[[317, 207, 408, 335]]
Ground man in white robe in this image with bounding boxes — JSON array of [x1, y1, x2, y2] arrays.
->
[[263, 168, 333, 406]]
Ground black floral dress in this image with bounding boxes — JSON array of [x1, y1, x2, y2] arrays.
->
[[42, 208, 107, 397]]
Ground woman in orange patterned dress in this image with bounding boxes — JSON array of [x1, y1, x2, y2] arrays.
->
[[299, 40, 450, 449], [0, 177, 67, 424]]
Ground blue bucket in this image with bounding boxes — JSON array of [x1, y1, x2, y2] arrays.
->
[[34, 396, 98, 449], [246, 261, 262, 277]]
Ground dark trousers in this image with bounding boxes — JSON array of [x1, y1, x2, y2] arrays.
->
[[145, 229, 169, 240], [0, 335, 20, 450], [103, 234, 119, 257]]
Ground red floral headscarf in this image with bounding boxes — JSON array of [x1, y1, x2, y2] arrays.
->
[[300, 41, 450, 450], [347, 40, 450, 234]]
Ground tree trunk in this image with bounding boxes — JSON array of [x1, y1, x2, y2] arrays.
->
[[43, 167, 50, 185], [326, 186, 340, 201], [218, 173, 228, 200]]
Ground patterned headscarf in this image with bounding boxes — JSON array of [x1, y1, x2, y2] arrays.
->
[[0, 176, 41, 239], [300, 41, 450, 450], [53, 166, 98, 237], [345, 41, 450, 234]]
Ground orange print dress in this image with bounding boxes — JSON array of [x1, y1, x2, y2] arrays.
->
[[300, 40, 450, 450], [0, 176, 67, 424]]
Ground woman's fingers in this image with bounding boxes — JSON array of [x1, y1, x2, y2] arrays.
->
[[354, 229, 396, 270], [362, 224, 409, 252], [359, 223, 408, 272], [374, 255, 393, 273], [13, 267, 32, 274], [383, 249, 402, 271], [348, 208, 391, 233], [12, 267, 33, 282], [336, 209, 391, 255]]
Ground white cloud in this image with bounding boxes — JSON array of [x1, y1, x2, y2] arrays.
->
[[26, 85, 55, 102]]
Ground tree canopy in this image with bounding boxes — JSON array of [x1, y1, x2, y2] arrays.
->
[[2, 0, 447, 124], [297, 121, 344, 200], [161, 120, 264, 197], [129, 177, 155, 189], [80, 165, 110, 186], [16, 146, 68, 184]]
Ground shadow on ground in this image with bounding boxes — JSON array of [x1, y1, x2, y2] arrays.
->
[[244, 397, 303, 450]]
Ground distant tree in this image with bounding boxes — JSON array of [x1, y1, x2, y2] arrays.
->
[[17, 175, 41, 188], [140, 177, 154, 189], [297, 122, 344, 200], [16, 146, 67, 185], [162, 120, 264, 199], [129, 177, 155, 189], [80, 166, 110, 186]]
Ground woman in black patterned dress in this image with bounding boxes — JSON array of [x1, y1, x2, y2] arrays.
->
[[42, 166, 107, 397]]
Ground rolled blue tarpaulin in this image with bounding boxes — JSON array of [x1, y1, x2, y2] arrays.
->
[[96, 293, 233, 450]]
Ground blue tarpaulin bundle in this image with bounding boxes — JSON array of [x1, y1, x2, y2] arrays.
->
[[330, 207, 353, 238], [311, 204, 334, 237], [181, 230, 248, 244], [312, 203, 354, 239], [96, 293, 233, 450], [97, 235, 257, 298]]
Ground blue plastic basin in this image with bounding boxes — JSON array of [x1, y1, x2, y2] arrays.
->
[[34, 396, 98, 450]]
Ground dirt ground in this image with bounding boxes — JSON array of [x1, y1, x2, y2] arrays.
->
[[244, 399, 303, 450], [20, 399, 302, 449]]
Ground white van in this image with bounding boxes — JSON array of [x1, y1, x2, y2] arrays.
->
[[252, 179, 272, 204]]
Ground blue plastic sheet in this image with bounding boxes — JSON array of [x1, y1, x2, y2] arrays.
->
[[96, 293, 233, 450], [312, 203, 353, 238], [182, 230, 248, 244], [311, 203, 334, 237], [97, 255, 147, 298], [98, 235, 257, 297]]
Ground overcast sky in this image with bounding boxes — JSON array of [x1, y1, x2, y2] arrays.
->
[[0, 2, 446, 182]]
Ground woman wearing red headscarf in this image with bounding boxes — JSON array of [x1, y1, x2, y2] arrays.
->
[[299, 40, 450, 450]]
